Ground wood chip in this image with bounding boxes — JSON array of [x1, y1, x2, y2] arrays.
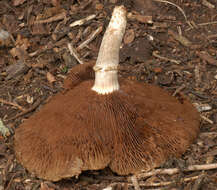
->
[[202, 0, 215, 9], [46, 72, 56, 83], [70, 14, 96, 27], [6, 61, 29, 80], [128, 13, 153, 24], [124, 29, 135, 44], [168, 29, 192, 47], [196, 51, 217, 66]]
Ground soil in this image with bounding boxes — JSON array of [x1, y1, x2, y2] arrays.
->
[[0, 0, 217, 189]]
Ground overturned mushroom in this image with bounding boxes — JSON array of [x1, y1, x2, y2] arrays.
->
[[14, 6, 200, 181]]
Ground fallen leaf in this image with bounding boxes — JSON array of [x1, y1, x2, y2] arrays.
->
[[47, 72, 56, 83], [9, 46, 28, 59], [124, 29, 135, 44], [15, 34, 31, 50], [0, 29, 12, 47], [6, 61, 29, 80]]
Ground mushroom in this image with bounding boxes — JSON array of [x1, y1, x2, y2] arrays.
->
[[14, 6, 200, 181]]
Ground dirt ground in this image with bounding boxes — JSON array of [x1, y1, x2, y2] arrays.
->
[[0, 0, 217, 189]]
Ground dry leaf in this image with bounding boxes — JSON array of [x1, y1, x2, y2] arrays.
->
[[13, 0, 26, 6], [9, 46, 28, 59], [0, 29, 12, 47], [47, 72, 56, 83], [6, 61, 29, 80], [128, 13, 152, 24], [124, 29, 135, 44], [15, 34, 31, 50]]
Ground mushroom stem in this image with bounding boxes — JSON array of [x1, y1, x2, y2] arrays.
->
[[92, 6, 127, 95]]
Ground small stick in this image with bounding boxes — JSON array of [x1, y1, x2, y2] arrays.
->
[[196, 51, 217, 66], [185, 20, 217, 31], [70, 14, 96, 27], [153, 0, 192, 28], [172, 84, 185, 96], [107, 175, 201, 188], [34, 12, 66, 24], [138, 175, 200, 187], [168, 30, 192, 47], [202, 0, 215, 9], [77, 26, 103, 51], [134, 163, 217, 179], [67, 43, 84, 65], [7, 99, 41, 121], [199, 132, 217, 137], [0, 98, 26, 112], [152, 51, 180, 64], [194, 64, 201, 87], [198, 21, 217, 26], [200, 115, 214, 124]]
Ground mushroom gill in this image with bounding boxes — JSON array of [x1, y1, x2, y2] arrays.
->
[[14, 6, 200, 181]]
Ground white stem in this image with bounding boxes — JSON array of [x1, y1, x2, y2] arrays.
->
[[92, 6, 127, 95]]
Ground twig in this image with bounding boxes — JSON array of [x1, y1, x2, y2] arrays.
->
[[202, 0, 215, 9], [5, 173, 16, 190], [67, 43, 84, 65], [153, 0, 192, 28], [172, 84, 186, 96], [134, 163, 217, 179], [0, 98, 26, 112], [130, 176, 141, 190], [70, 14, 96, 27], [199, 132, 217, 137], [186, 21, 217, 31], [198, 21, 217, 26], [77, 26, 103, 50], [168, 30, 192, 47], [6, 99, 41, 121], [194, 64, 201, 87], [196, 51, 217, 66], [138, 175, 200, 187], [152, 51, 180, 64], [107, 175, 201, 188], [200, 115, 214, 124], [34, 12, 66, 24], [192, 174, 205, 190]]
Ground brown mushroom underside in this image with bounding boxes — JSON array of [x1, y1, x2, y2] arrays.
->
[[14, 63, 200, 181]]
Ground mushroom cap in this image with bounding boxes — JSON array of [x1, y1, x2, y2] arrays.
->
[[14, 63, 199, 181]]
